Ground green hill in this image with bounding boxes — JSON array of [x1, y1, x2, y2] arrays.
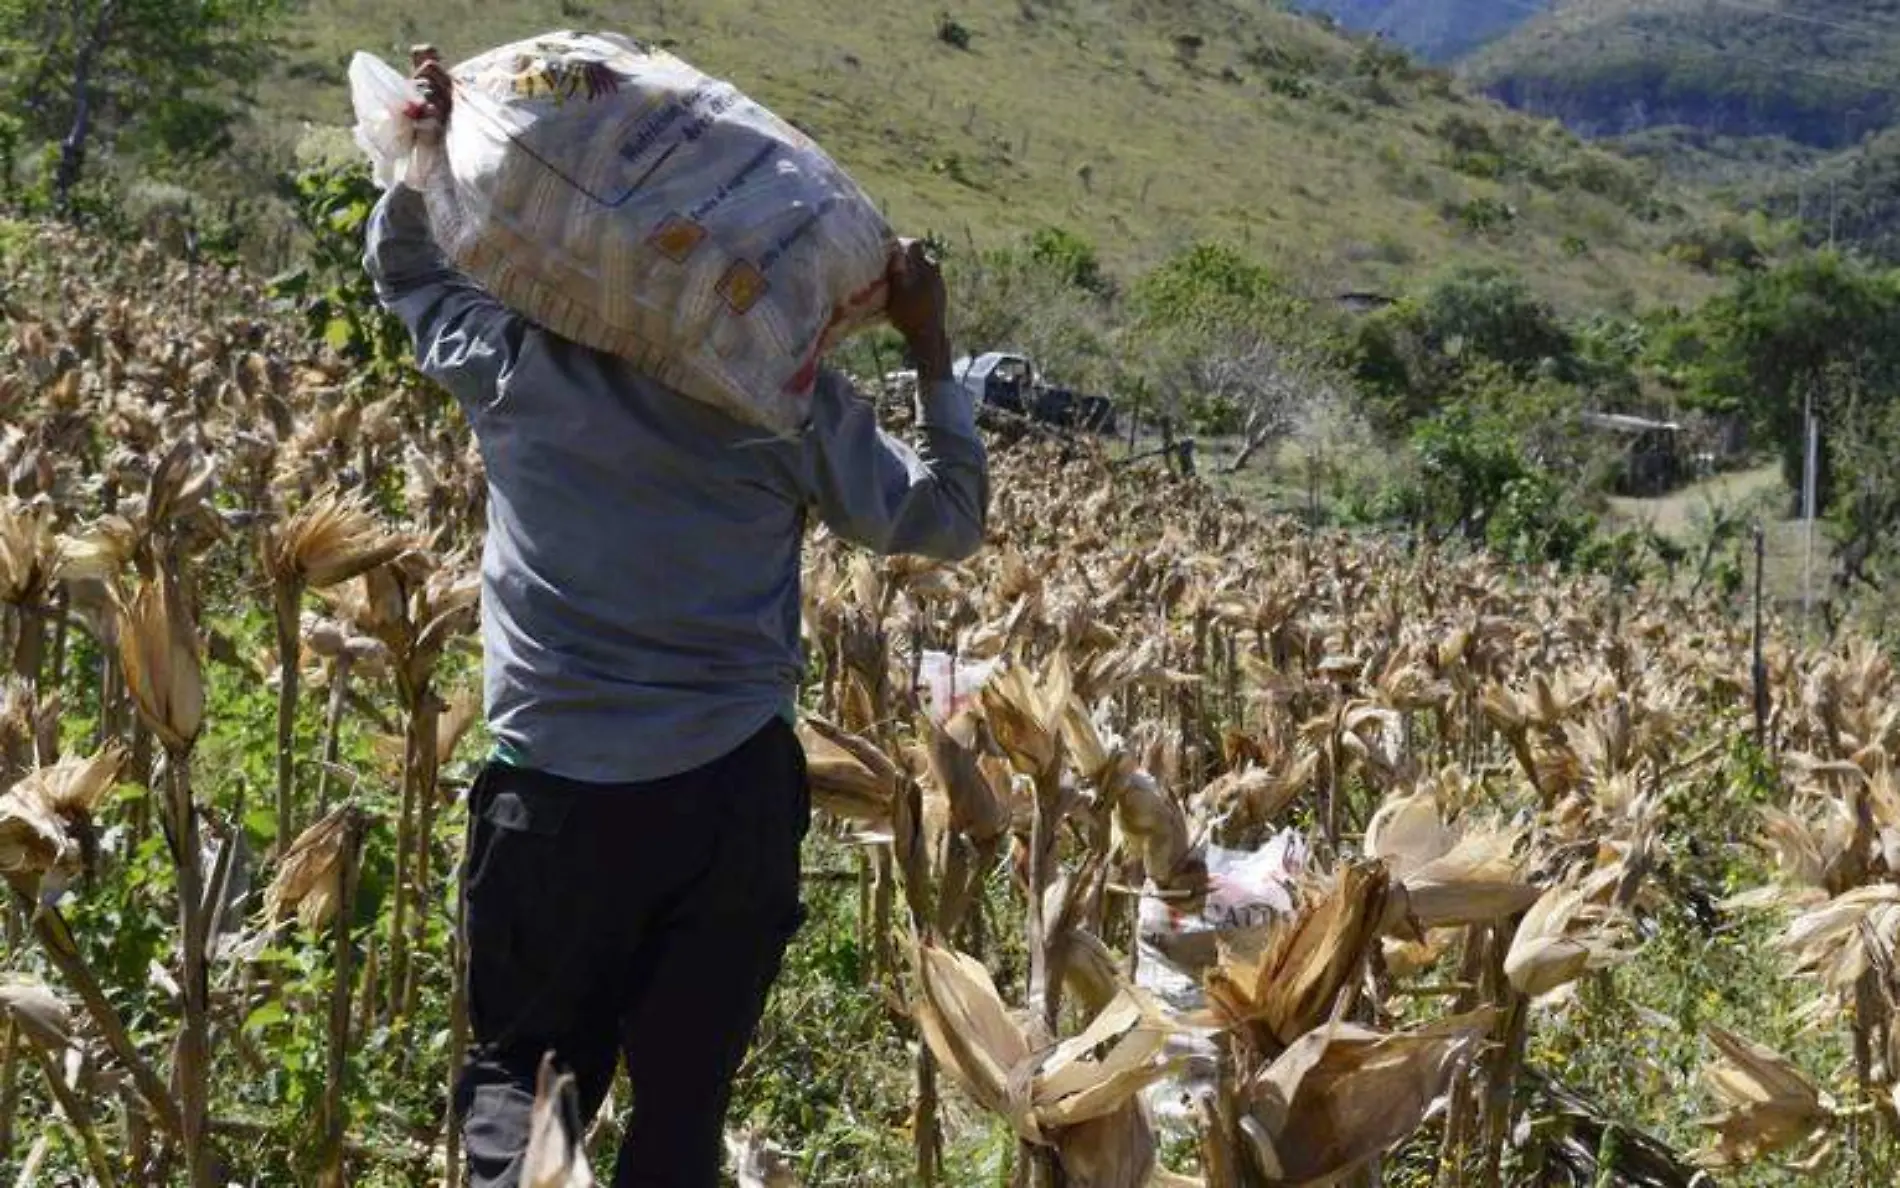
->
[[1466, 0, 1900, 148], [257, 0, 1715, 312]]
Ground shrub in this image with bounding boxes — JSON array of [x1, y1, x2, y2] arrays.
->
[[1026, 227, 1108, 295], [1348, 265, 1577, 433], [1446, 196, 1516, 235], [936, 11, 973, 50], [1664, 224, 1765, 274], [1436, 114, 1498, 157]]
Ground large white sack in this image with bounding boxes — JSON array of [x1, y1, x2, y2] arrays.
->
[[349, 31, 896, 436]]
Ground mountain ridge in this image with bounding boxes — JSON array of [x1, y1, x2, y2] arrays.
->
[[1287, 0, 1546, 62], [1465, 0, 1900, 148]]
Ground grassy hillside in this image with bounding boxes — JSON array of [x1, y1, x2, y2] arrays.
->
[[259, 0, 1715, 311], [1288, 0, 1546, 62], [1467, 0, 1900, 147]]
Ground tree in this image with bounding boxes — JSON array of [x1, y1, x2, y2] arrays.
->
[[0, 0, 284, 210], [1350, 263, 1575, 434], [1129, 241, 1317, 441], [1825, 373, 1900, 614], [1676, 253, 1900, 509]]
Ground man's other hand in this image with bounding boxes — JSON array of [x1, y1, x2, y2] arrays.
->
[[886, 239, 952, 383]]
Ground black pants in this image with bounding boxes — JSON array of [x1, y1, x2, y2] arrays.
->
[[454, 720, 810, 1187]]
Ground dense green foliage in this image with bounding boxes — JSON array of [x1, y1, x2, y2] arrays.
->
[[268, 165, 413, 379], [1755, 125, 1900, 264], [1350, 264, 1575, 432], [1468, 0, 1900, 148], [0, 0, 284, 208], [1659, 252, 1900, 505]]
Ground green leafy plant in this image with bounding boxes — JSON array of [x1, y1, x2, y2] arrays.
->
[[271, 164, 413, 379]]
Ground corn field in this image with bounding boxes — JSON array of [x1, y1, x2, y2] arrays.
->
[[0, 217, 1897, 1187]]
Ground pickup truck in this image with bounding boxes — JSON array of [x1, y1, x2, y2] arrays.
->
[[950, 352, 1117, 434]]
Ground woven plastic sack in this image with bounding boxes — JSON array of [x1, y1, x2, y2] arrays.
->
[[1136, 832, 1309, 1135], [349, 31, 896, 436]]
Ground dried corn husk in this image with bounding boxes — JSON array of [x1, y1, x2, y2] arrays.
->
[[436, 686, 481, 768], [51, 515, 136, 585], [1195, 761, 1309, 829], [1055, 1099, 1157, 1188], [1241, 1010, 1496, 1186], [981, 655, 1072, 778], [1205, 861, 1392, 1051], [1693, 1026, 1835, 1169], [1111, 768, 1196, 889], [920, 714, 1011, 844], [912, 941, 1179, 1143], [266, 805, 362, 931], [0, 976, 74, 1052], [912, 942, 1030, 1121], [1504, 879, 1626, 1001], [116, 572, 205, 755], [726, 1128, 802, 1187], [0, 496, 57, 602], [1031, 985, 1180, 1133], [1403, 829, 1534, 928], [269, 488, 409, 589], [1777, 883, 1900, 994], [0, 746, 123, 897], [796, 715, 900, 827]]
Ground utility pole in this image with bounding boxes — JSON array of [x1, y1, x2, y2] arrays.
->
[[1753, 523, 1768, 746], [1802, 384, 1819, 626]]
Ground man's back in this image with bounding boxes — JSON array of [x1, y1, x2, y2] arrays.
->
[[364, 185, 987, 784]]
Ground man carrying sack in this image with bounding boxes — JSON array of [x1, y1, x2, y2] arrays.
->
[[363, 49, 988, 1187]]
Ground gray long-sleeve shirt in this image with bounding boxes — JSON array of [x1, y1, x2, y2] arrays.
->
[[364, 186, 988, 784]]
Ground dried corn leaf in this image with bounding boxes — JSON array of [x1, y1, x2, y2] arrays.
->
[[1241, 1010, 1495, 1187], [796, 716, 900, 826], [1055, 1099, 1157, 1188], [1693, 1026, 1835, 1170], [912, 942, 1030, 1119]]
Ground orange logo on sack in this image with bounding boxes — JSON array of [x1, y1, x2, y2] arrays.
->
[[648, 217, 708, 263], [718, 261, 769, 315]]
